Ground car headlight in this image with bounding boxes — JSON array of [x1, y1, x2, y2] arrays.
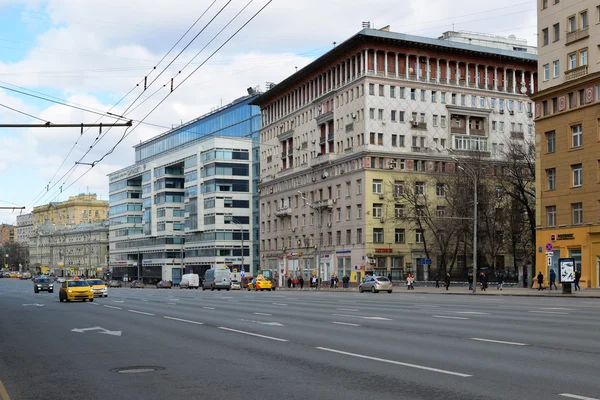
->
[[68, 289, 72, 293]]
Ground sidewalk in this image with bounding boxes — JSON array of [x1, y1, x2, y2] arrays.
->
[[276, 285, 600, 298]]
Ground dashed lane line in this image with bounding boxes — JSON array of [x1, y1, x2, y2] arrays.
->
[[128, 309, 154, 316], [163, 316, 204, 325], [218, 327, 288, 342]]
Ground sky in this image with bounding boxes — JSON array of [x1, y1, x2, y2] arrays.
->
[[0, 0, 537, 225]]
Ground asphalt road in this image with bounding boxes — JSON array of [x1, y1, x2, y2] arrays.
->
[[1, 279, 600, 400]]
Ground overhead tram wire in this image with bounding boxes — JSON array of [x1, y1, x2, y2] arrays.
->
[[127, 0, 255, 116], [55, 0, 274, 197], [0, 103, 50, 123]]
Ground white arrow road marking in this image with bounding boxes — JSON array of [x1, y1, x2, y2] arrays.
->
[[471, 338, 528, 346], [254, 312, 272, 316], [560, 393, 600, 400], [529, 310, 569, 315], [71, 326, 122, 336], [22, 304, 44, 307], [272, 303, 288, 306], [337, 308, 359, 312], [454, 311, 489, 315]]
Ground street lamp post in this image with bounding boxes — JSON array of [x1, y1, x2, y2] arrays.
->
[[454, 159, 478, 294]]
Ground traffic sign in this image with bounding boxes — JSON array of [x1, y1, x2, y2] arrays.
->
[[419, 259, 432, 265], [547, 257, 552, 266], [546, 252, 554, 257], [545, 243, 553, 252], [240, 270, 245, 277]]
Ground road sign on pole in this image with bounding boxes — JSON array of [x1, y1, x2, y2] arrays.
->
[[545, 243, 553, 252]]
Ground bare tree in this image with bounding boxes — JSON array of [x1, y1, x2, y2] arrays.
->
[[478, 181, 508, 276]]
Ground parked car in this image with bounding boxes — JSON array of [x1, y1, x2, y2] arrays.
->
[[34, 277, 54, 293], [108, 280, 123, 288], [130, 280, 145, 288], [359, 276, 393, 293], [231, 280, 241, 290], [156, 280, 172, 289]]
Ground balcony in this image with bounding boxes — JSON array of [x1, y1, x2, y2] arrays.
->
[[450, 126, 466, 135], [344, 147, 353, 154], [281, 151, 287, 159], [319, 136, 327, 145], [277, 128, 294, 141], [566, 27, 589, 45], [327, 133, 334, 141], [287, 148, 293, 156], [314, 199, 334, 209], [470, 128, 487, 137], [275, 207, 292, 217], [410, 122, 427, 130], [316, 110, 334, 125], [510, 131, 524, 140], [312, 152, 337, 166], [411, 147, 429, 153], [565, 65, 588, 81]]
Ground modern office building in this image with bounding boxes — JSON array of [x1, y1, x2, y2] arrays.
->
[[16, 213, 34, 245], [533, 0, 600, 287], [253, 25, 537, 284], [108, 94, 260, 283], [32, 193, 109, 231]]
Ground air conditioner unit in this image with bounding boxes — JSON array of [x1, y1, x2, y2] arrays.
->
[[296, 145, 301, 150], [382, 120, 387, 125], [412, 121, 419, 126], [509, 110, 514, 115], [340, 168, 345, 174], [378, 193, 385, 199], [312, 176, 316, 182], [351, 113, 357, 119], [380, 217, 385, 223], [332, 199, 337, 204], [291, 227, 296, 232], [269, 187, 274, 194], [499, 109, 504, 114], [311, 140, 316, 144], [389, 161, 397, 169], [527, 112, 533, 118], [327, 223, 332, 228]]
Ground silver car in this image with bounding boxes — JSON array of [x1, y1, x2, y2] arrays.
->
[[230, 281, 241, 290], [359, 276, 393, 293]]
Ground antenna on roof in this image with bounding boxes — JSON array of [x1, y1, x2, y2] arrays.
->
[[333, 41, 337, 48], [362, 21, 371, 29]]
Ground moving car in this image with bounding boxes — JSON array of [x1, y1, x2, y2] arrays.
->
[[203, 268, 231, 291], [247, 278, 273, 291], [34, 277, 54, 293], [156, 280, 172, 289], [108, 280, 122, 288], [87, 279, 108, 297], [59, 279, 94, 302], [130, 280, 145, 288], [359, 276, 393, 293], [55, 277, 66, 283], [20, 272, 32, 280], [180, 274, 200, 289], [230, 280, 241, 290]]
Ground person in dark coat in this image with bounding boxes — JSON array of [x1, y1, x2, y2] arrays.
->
[[497, 272, 504, 290], [480, 273, 488, 291], [574, 270, 581, 291], [435, 273, 440, 288], [388, 273, 393, 285], [537, 271, 544, 291], [549, 269, 558, 290], [444, 273, 451, 291], [287, 276, 292, 289], [468, 274, 473, 291]]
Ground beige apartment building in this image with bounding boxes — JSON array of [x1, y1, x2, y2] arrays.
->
[[253, 26, 537, 284], [533, 0, 600, 287], [32, 193, 109, 231]]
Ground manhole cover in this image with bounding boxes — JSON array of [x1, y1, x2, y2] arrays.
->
[[111, 366, 165, 374]]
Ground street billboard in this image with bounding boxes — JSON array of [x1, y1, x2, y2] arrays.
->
[[558, 258, 575, 283]]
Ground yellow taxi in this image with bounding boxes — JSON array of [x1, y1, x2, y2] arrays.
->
[[87, 279, 108, 298], [59, 278, 94, 302], [247, 278, 273, 291]]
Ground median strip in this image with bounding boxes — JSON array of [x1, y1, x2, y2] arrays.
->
[[163, 316, 204, 325], [218, 327, 288, 342], [471, 338, 528, 346], [316, 347, 472, 377], [128, 310, 154, 316]]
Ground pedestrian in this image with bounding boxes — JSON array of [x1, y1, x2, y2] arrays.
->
[[468, 274, 473, 291], [480, 273, 487, 291], [444, 273, 451, 291], [497, 272, 504, 291], [299, 277, 304, 289], [537, 271, 544, 291], [574, 270, 581, 291], [435, 273, 440, 288], [549, 269, 558, 290], [388, 273, 393, 285], [287, 276, 292, 289]]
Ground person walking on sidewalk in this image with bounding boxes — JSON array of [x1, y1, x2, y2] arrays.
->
[[574, 270, 581, 291], [444, 273, 451, 291], [468, 274, 473, 291], [435, 273, 440, 288], [549, 269, 558, 290], [388, 273, 393, 286], [299, 277, 304, 290], [480, 273, 488, 291], [537, 271, 544, 291], [287, 276, 292, 289], [497, 272, 504, 291]]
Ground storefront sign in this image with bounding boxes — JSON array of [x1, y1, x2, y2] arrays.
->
[[559, 258, 575, 283], [374, 248, 392, 253], [109, 165, 142, 182], [557, 233, 574, 240], [336, 250, 351, 254]]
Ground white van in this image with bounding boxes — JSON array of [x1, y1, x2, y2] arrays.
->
[[179, 274, 200, 289], [203, 268, 231, 291]]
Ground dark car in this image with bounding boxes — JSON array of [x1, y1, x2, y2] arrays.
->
[[130, 280, 145, 288], [156, 280, 172, 289], [34, 278, 54, 293]]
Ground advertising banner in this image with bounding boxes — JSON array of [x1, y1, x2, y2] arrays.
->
[[558, 258, 575, 283]]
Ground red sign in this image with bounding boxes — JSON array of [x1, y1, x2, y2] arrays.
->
[[375, 248, 393, 253]]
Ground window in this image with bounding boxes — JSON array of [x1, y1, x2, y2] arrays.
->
[[394, 180, 404, 197], [433, 115, 438, 126], [572, 163, 583, 187], [357, 228, 363, 244], [373, 204, 383, 218], [492, 121, 497, 131], [399, 111, 405, 122], [542, 0, 547, 9], [346, 206, 351, 220], [395, 229, 405, 244], [431, 91, 437, 102], [568, 16, 575, 32], [378, 133, 383, 145], [451, 93, 457, 105], [420, 89, 426, 101], [410, 88, 416, 100], [378, 109, 384, 120], [372, 179, 382, 193], [399, 87, 405, 99], [572, 203, 583, 225], [581, 49, 588, 66], [357, 204, 362, 219], [369, 108, 375, 119], [569, 53, 577, 70], [441, 92, 446, 104], [499, 121, 505, 132], [357, 179, 362, 194], [553, 60, 560, 77], [542, 28, 548, 46], [370, 132, 376, 145], [415, 229, 424, 244], [390, 86, 395, 98], [581, 10, 588, 28], [547, 168, 556, 190], [572, 124, 582, 147], [336, 184, 341, 199], [379, 85, 384, 96], [461, 94, 466, 106], [346, 182, 351, 197], [399, 135, 405, 147], [373, 228, 384, 243], [395, 204, 404, 218], [441, 116, 447, 127], [436, 206, 446, 217], [392, 135, 397, 146], [391, 110, 397, 122], [546, 206, 556, 227], [543, 64, 550, 81], [436, 183, 446, 197], [369, 83, 375, 95], [546, 131, 556, 153], [553, 23, 560, 41], [415, 181, 425, 195]]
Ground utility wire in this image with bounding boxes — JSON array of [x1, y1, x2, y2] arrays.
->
[[0, 103, 49, 123]]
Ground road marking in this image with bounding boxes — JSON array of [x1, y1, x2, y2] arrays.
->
[[104, 305, 122, 310], [560, 393, 600, 400], [128, 309, 154, 316], [90, 302, 100, 306], [218, 327, 288, 342], [71, 326, 122, 336], [528, 310, 569, 315], [0, 378, 11, 400], [142, 300, 148, 302], [432, 315, 469, 320], [112, 300, 124, 303], [331, 321, 360, 327], [332, 313, 392, 321], [22, 303, 44, 307], [471, 338, 528, 346], [337, 308, 359, 312], [540, 308, 574, 311], [272, 303, 288, 306], [254, 312, 272, 316], [316, 347, 472, 377], [163, 316, 204, 325], [167, 302, 177, 305], [454, 311, 489, 315], [203, 306, 215, 310]]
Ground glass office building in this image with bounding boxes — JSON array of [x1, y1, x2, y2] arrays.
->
[[108, 94, 261, 283]]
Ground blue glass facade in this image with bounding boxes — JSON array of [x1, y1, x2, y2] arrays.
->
[[135, 95, 261, 162]]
